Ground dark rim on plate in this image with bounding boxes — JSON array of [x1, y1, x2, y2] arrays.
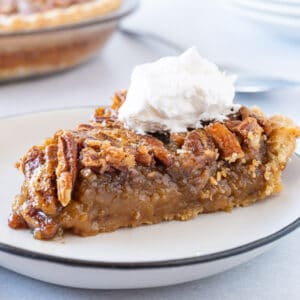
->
[[0, 218, 298, 269], [0, 0, 139, 37], [0, 108, 299, 269]]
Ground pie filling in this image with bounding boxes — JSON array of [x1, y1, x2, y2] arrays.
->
[[8, 91, 300, 239]]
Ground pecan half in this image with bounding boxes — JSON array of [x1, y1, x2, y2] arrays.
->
[[135, 145, 153, 166], [56, 131, 78, 207], [171, 133, 186, 148], [77, 123, 95, 131], [239, 106, 271, 133], [16, 144, 59, 215], [183, 129, 217, 159], [205, 123, 244, 162], [142, 135, 173, 167], [226, 117, 264, 152], [112, 90, 127, 110], [19, 146, 44, 176]]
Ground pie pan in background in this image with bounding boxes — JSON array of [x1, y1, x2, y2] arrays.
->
[[0, 0, 138, 81]]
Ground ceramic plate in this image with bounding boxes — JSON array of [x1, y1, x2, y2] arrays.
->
[[0, 108, 299, 289]]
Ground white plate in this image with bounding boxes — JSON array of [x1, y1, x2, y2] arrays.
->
[[0, 108, 299, 289]]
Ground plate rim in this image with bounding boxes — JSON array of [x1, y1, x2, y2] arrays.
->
[[0, 108, 299, 270], [0, 217, 298, 269]]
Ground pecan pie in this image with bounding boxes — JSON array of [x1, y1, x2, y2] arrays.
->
[[8, 92, 300, 239], [0, 0, 122, 80]]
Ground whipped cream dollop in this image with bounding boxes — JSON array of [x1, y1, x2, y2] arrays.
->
[[118, 47, 238, 133]]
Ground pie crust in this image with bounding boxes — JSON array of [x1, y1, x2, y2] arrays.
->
[[8, 92, 300, 239], [0, 0, 122, 31]]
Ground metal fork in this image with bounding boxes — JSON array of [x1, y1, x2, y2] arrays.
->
[[118, 26, 299, 94]]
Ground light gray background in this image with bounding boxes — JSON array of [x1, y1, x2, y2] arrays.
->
[[0, 1, 299, 299]]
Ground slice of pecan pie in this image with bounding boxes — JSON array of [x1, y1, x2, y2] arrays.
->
[[9, 92, 300, 239]]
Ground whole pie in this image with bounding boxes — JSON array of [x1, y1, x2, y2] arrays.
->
[[0, 0, 122, 80], [8, 91, 300, 239]]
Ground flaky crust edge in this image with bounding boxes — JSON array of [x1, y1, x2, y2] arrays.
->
[[0, 0, 121, 32]]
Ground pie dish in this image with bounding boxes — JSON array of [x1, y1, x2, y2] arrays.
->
[[8, 91, 300, 240], [0, 0, 122, 31], [0, 0, 137, 80]]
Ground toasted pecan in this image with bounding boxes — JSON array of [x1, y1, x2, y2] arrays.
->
[[205, 123, 244, 162], [171, 133, 186, 148], [226, 117, 264, 152], [135, 145, 153, 166], [183, 130, 217, 159], [142, 135, 173, 167], [77, 123, 95, 131], [112, 90, 127, 110], [19, 145, 44, 175], [16, 144, 59, 215], [239, 106, 272, 134], [56, 131, 78, 207]]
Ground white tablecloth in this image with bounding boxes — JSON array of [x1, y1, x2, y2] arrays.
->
[[0, 1, 299, 298]]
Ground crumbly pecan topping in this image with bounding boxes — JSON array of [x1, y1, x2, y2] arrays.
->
[[94, 90, 126, 122], [81, 139, 136, 172], [12, 91, 293, 240], [15, 97, 270, 214]]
